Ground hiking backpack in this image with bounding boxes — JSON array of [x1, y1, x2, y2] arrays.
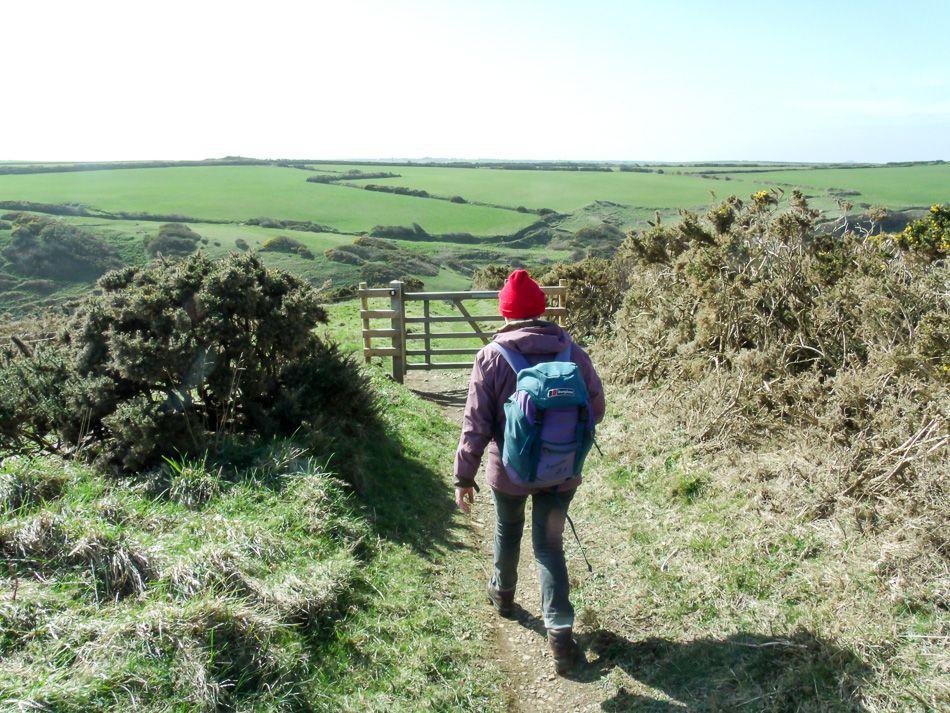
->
[[491, 342, 596, 488]]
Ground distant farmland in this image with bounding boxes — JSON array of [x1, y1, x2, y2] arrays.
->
[[712, 164, 950, 207], [316, 164, 761, 212], [0, 159, 946, 317], [0, 165, 537, 235]]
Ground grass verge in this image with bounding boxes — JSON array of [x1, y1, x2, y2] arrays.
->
[[564, 386, 946, 711], [0, 368, 502, 711]]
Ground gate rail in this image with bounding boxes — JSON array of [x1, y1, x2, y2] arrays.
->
[[359, 280, 568, 383]]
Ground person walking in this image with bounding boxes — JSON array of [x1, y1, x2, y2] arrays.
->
[[454, 269, 606, 675]]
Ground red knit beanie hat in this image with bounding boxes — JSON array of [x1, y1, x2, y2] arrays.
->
[[498, 269, 546, 319]]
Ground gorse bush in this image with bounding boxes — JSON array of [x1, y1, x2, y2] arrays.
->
[[606, 195, 948, 383], [889, 203, 949, 261], [359, 263, 411, 287], [143, 222, 202, 258], [471, 264, 512, 290], [596, 194, 948, 530], [370, 223, 430, 240], [538, 259, 625, 343], [325, 236, 440, 282], [0, 253, 376, 473], [2, 213, 123, 280], [567, 222, 625, 259], [259, 234, 315, 259]]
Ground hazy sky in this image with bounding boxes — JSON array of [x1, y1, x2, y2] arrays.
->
[[2, 0, 948, 162]]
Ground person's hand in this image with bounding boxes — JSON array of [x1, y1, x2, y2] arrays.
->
[[456, 486, 475, 514]]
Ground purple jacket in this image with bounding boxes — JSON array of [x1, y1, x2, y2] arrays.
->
[[453, 320, 606, 495]]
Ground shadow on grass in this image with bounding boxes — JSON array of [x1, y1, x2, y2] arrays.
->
[[566, 629, 870, 711], [408, 386, 469, 412], [357, 423, 469, 557], [506, 608, 870, 710]]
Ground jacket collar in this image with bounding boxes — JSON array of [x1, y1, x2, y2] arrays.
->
[[496, 318, 555, 333]]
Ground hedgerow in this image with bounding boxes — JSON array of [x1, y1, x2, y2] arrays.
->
[[325, 236, 440, 282]]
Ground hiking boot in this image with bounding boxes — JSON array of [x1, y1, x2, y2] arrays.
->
[[486, 581, 514, 617], [548, 628, 582, 675]]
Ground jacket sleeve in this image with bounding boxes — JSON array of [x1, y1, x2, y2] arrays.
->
[[453, 351, 496, 488], [574, 345, 606, 424]]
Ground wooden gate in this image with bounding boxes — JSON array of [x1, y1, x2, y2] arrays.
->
[[358, 280, 568, 383]]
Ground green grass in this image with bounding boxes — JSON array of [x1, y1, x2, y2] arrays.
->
[[309, 371, 505, 710], [0, 448, 368, 708], [564, 387, 947, 710], [651, 163, 817, 173], [719, 164, 950, 207], [0, 165, 537, 235], [0, 365, 504, 711], [336, 164, 766, 212]]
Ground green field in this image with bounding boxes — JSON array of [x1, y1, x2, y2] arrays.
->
[[718, 164, 950, 207], [650, 163, 814, 173], [0, 165, 537, 235], [334, 164, 765, 212]]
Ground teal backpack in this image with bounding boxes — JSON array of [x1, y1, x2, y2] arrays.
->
[[491, 342, 596, 488]]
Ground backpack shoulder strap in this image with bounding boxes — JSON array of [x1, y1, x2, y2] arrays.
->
[[554, 344, 574, 363], [490, 342, 531, 374]]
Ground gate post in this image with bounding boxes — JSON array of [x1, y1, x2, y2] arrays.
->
[[358, 281, 371, 364], [389, 280, 406, 383], [558, 278, 568, 326]]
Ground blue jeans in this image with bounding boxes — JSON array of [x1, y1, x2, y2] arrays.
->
[[491, 487, 576, 630]]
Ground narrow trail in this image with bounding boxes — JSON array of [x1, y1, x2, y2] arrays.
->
[[407, 370, 606, 713]]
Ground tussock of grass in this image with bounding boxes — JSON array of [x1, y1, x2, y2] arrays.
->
[[163, 455, 222, 508], [0, 511, 155, 600], [0, 450, 363, 708], [0, 457, 67, 514], [0, 599, 44, 656]]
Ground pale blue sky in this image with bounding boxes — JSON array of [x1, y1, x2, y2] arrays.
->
[[2, 0, 947, 161]]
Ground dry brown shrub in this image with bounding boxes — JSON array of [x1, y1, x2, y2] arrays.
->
[[596, 195, 949, 562]]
